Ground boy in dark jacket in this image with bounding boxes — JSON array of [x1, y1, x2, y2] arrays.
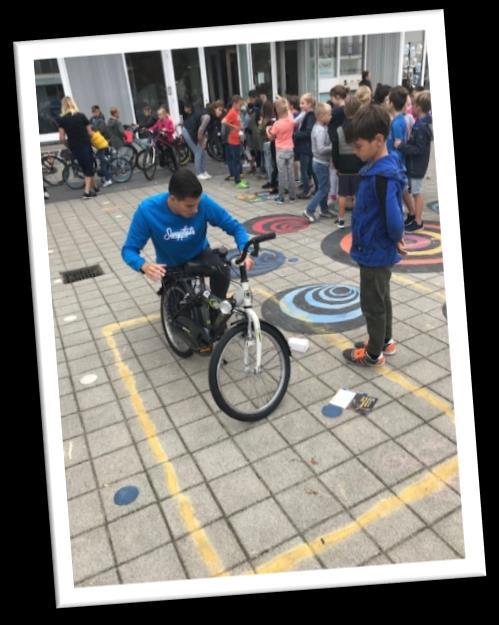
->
[[342, 104, 407, 367], [294, 93, 317, 198], [395, 90, 433, 231]]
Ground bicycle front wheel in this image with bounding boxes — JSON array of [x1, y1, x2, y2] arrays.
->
[[62, 162, 85, 189], [109, 157, 133, 183], [42, 155, 66, 186], [176, 142, 191, 166], [209, 320, 291, 421], [138, 147, 157, 180]]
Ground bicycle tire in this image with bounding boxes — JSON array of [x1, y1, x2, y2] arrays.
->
[[117, 145, 138, 169], [160, 284, 194, 358], [109, 157, 133, 183], [208, 320, 291, 421], [176, 142, 191, 166], [139, 147, 157, 180], [62, 162, 85, 189], [163, 144, 179, 173], [42, 154, 66, 186], [207, 138, 224, 162]]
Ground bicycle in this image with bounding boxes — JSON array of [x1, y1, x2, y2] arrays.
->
[[136, 130, 180, 181], [62, 147, 133, 189], [159, 232, 291, 421], [41, 149, 72, 186]]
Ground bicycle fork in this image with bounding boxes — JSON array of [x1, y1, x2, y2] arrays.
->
[[241, 280, 262, 373]]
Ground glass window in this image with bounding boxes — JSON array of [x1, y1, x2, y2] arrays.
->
[[305, 39, 318, 96], [318, 38, 337, 79], [251, 43, 272, 98], [172, 49, 203, 115], [339, 36, 363, 76], [35, 59, 65, 134], [125, 51, 167, 123]]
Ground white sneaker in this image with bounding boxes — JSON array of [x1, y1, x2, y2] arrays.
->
[[197, 173, 208, 180], [102, 179, 113, 188], [202, 172, 212, 179]]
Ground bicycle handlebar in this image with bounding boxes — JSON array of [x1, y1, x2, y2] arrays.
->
[[232, 233, 276, 265]]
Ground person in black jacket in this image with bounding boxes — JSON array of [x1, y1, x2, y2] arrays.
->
[[294, 93, 317, 198], [359, 70, 372, 91], [394, 90, 433, 231]]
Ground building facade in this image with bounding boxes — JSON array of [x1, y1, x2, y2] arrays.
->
[[37, 31, 428, 143]]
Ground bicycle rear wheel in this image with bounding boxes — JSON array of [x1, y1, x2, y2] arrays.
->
[[42, 155, 66, 186], [208, 320, 291, 421], [138, 147, 157, 180], [62, 162, 85, 189], [117, 145, 138, 169], [160, 284, 194, 358], [163, 144, 179, 173], [109, 157, 133, 183], [176, 142, 191, 166]]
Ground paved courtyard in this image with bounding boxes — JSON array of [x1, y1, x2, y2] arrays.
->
[[45, 147, 464, 586]]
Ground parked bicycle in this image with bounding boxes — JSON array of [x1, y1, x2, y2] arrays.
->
[[41, 149, 72, 186], [159, 232, 291, 421], [136, 129, 180, 181], [62, 147, 132, 189]]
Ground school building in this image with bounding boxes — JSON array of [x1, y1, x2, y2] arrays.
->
[[37, 30, 428, 143]]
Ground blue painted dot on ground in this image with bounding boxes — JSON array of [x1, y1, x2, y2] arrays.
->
[[322, 404, 343, 418], [113, 486, 139, 506], [287, 257, 300, 263]]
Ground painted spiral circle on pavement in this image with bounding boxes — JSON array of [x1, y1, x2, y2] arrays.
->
[[227, 248, 286, 277], [261, 283, 365, 334], [243, 213, 311, 235], [321, 221, 443, 272]]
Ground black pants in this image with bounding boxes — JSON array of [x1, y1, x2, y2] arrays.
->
[[359, 265, 393, 358], [192, 247, 231, 300], [270, 141, 278, 189]]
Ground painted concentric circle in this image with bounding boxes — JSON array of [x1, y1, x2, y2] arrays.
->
[[262, 283, 365, 334], [227, 248, 286, 277], [321, 221, 443, 272], [243, 213, 311, 235]]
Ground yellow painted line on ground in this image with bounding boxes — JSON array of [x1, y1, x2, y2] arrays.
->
[[253, 286, 454, 421], [102, 317, 227, 578], [255, 455, 458, 574]]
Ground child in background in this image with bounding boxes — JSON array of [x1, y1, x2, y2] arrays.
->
[[395, 90, 433, 231], [356, 85, 372, 107], [222, 95, 249, 189], [149, 107, 175, 142], [294, 93, 317, 199], [327, 86, 348, 207], [302, 102, 335, 222], [260, 99, 277, 189], [267, 99, 296, 203]]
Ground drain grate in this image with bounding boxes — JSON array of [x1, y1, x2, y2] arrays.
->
[[61, 264, 104, 284]]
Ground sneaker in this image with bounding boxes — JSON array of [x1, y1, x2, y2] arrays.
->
[[297, 191, 311, 199], [274, 196, 285, 204], [83, 191, 97, 199], [405, 220, 423, 232], [235, 180, 249, 189], [202, 172, 212, 179], [335, 218, 345, 228], [320, 208, 335, 218], [354, 339, 397, 356], [102, 179, 113, 188], [197, 173, 208, 180], [343, 346, 385, 367], [262, 182, 273, 189], [404, 213, 416, 225], [94, 186, 100, 193], [302, 209, 316, 223], [289, 197, 296, 203]]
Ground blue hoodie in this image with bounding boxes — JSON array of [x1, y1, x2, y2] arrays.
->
[[387, 112, 408, 167], [122, 192, 250, 272], [350, 153, 407, 268]]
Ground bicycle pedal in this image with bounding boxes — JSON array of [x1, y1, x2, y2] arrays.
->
[[198, 345, 213, 356]]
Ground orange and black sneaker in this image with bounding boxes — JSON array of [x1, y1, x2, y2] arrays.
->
[[343, 346, 385, 367], [354, 339, 397, 356]]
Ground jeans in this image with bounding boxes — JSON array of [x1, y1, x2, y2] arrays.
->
[[276, 150, 296, 199], [263, 141, 273, 182], [298, 153, 317, 195], [306, 161, 330, 214], [359, 265, 393, 358], [96, 148, 111, 181], [226, 144, 242, 183], [182, 128, 206, 175]]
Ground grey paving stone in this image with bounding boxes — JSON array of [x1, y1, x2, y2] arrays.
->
[[272, 408, 326, 444], [398, 392, 449, 421], [304, 513, 380, 569], [68, 490, 105, 536], [68, 354, 105, 376], [428, 349, 452, 371], [396, 424, 457, 467], [87, 422, 133, 458], [276, 477, 343, 532], [253, 448, 314, 493], [351, 491, 425, 551], [293, 430, 352, 473], [402, 360, 450, 387], [160, 482, 223, 539], [127, 408, 173, 443], [332, 417, 389, 454], [93, 446, 143, 487], [371, 375, 415, 400], [168, 395, 212, 427], [394, 468, 462, 525], [62, 414, 83, 440], [388, 528, 459, 563], [300, 350, 343, 375], [112, 372, 153, 400], [429, 376, 454, 403], [71, 526, 115, 583], [60, 393, 78, 417], [77, 568, 120, 587], [288, 377, 335, 405], [64, 436, 89, 467], [108, 503, 171, 563], [406, 314, 446, 334], [178, 415, 229, 452], [253, 535, 324, 572], [58, 377, 74, 396], [148, 456, 204, 500], [119, 543, 186, 583], [120, 388, 162, 417], [194, 439, 248, 481], [146, 362, 187, 387], [229, 498, 297, 558], [61, 330, 94, 348], [210, 465, 270, 516], [80, 401, 125, 433], [433, 509, 465, 557], [364, 553, 393, 566], [368, 401, 424, 437], [359, 440, 423, 486], [76, 384, 117, 411], [176, 518, 248, 578], [320, 458, 385, 508], [429, 414, 457, 443], [100, 472, 157, 522], [233, 422, 288, 462], [317, 365, 366, 393], [66, 461, 97, 499], [137, 429, 187, 467], [155, 379, 200, 407], [403, 335, 448, 358]]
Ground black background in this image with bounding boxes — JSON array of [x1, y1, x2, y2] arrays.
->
[[7, 6, 490, 614]]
